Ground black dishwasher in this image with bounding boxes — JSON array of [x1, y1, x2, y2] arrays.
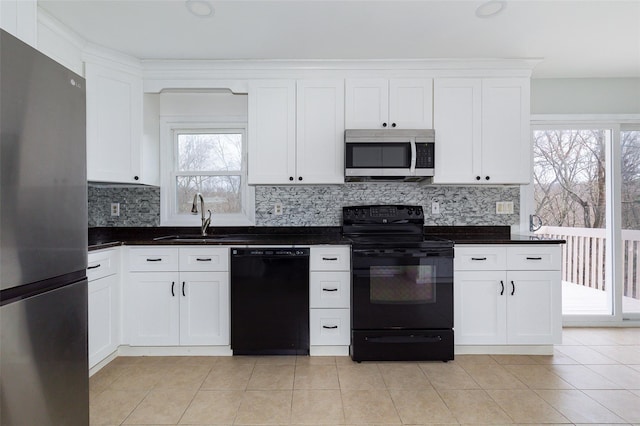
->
[[231, 248, 310, 355]]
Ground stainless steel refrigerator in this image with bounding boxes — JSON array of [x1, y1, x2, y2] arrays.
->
[[0, 30, 89, 425]]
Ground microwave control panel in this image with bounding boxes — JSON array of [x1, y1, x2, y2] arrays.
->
[[416, 143, 434, 169]]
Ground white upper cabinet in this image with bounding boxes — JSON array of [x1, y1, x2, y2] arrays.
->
[[248, 79, 345, 185], [85, 61, 144, 184], [1, 0, 37, 47], [480, 78, 531, 184], [248, 80, 296, 185], [345, 78, 433, 129], [433, 77, 530, 184]]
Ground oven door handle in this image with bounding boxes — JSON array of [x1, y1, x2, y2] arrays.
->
[[353, 249, 451, 258], [365, 334, 443, 344]]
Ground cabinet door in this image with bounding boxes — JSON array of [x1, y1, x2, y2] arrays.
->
[[179, 271, 230, 345], [85, 62, 142, 183], [389, 78, 433, 129], [296, 80, 345, 184], [345, 78, 389, 129], [247, 80, 296, 184], [88, 274, 119, 368], [506, 271, 561, 344], [454, 270, 506, 344], [481, 78, 531, 184], [432, 78, 482, 184], [0, 0, 37, 47], [128, 272, 179, 346]]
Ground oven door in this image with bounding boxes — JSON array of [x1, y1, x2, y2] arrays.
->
[[352, 247, 453, 330]]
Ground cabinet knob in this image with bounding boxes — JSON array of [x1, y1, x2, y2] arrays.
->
[[391, 123, 397, 128], [298, 176, 303, 181], [134, 176, 139, 181], [476, 176, 481, 181], [382, 122, 387, 127], [485, 176, 490, 181], [289, 176, 294, 181]]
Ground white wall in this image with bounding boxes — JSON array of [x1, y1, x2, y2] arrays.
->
[[36, 9, 84, 75], [531, 78, 640, 115], [159, 91, 248, 117]]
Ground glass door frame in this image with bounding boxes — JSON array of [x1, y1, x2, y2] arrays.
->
[[525, 114, 640, 325]]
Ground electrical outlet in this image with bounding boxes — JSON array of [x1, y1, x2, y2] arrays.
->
[[431, 201, 440, 215], [110, 202, 120, 217], [274, 202, 283, 215]]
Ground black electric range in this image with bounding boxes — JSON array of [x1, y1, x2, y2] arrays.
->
[[343, 205, 454, 362]]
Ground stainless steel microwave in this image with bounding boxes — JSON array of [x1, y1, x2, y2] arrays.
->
[[345, 129, 435, 182]]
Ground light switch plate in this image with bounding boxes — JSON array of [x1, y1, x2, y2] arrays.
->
[[496, 201, 514, 214]]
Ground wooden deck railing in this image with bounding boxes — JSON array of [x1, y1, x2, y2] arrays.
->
[[536, 226, 640, 300]]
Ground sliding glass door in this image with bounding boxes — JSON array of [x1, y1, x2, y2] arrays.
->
[[532, 128, 612, 316], [621, 128, 640, 316], [530, 121, 640, 322]]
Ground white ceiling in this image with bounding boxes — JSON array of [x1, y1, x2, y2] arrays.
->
[[38, 0, 640, 78]]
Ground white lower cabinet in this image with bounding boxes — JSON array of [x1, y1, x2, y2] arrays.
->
[[88, 249, 120, 368], [309, 246, 351, 350], [126, 247, 229, 346], [454, 245, 561, 347]]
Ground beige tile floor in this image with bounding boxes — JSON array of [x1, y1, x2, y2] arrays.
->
[[90, 327, 640, 425]]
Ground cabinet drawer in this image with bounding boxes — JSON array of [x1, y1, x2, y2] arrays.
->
[[310, 271, 350, 308], [88, 249, 119, 281], [310, 246, 351, 271], [310, 309, 350, 346], [507, 246, 561, 271], [455, 246, 507, 271], [128, 247, 178, 271], [179, 247, 229, 272]]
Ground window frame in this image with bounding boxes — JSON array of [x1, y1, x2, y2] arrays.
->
[[160, 117, 255, 226]]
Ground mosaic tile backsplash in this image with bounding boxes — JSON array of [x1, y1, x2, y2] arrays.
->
[[255, 184, 519, 226], [88, 183, 519, 228], [88, 184, 160, 227]]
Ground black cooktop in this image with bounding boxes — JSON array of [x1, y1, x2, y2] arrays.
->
[[342, 205, 453, 248]]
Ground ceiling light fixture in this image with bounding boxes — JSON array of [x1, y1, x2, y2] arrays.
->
[[475, 0, 507, 18], [185, 0, 214, 18]]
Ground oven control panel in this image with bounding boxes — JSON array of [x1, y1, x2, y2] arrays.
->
[[343, 205, 423, 224]]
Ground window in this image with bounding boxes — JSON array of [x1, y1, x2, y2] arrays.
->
[[161, 122, 254, 226]]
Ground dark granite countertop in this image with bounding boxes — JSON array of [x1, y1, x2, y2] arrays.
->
[[88, 225, 565, 251], [89, 226, 349, 251]]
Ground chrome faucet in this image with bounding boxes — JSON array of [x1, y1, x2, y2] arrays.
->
[[191, 193, 212, 236]]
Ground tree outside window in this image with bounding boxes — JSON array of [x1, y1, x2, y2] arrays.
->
[[175, 132, 243, 215]]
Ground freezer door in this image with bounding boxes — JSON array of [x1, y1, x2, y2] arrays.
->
[[0, 278, 89, 425], [0, 30, 87, 290]]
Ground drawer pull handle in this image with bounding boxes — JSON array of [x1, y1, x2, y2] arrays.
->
[[87, 264, 101, 270], [146, 258, 162, 262], [322, 288, 338, 292], [471, 257, 487, 261], [526, 256, 543, 260], [511, 281, 515, 296], [322, 325, 338, 329], [171, 282, 175, 297], [322, 257, 338, 261], [196, 258, 212, 262], [182, 282, 186, 297], [500, 280, 504, 296]]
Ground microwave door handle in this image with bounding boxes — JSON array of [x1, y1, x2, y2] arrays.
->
[[410, 139, 417, 174]]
